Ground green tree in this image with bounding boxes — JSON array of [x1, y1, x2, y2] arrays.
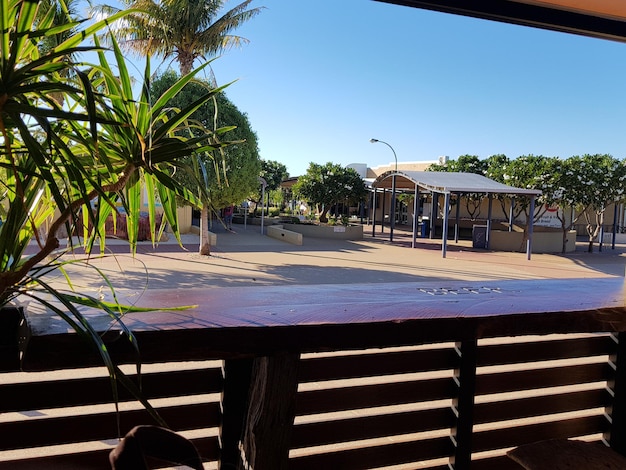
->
[[261, 160, 289, 193], [483, 154, 511, 219], [92, 0, 264, 75], [251, 160, 289, 215], [429, 154, 486, 174], [151, 70, 261, 254], [428, 155, 487, 220], [206, 98, 261, 210], [268, 188, 285, 210], [293, 162, 367, 223], [525, 157, 573, 253], [36, 0, 79, 53], [503, 155, 560, 218], [484, 154, 510, 182], [96, 0, 263, 254], [561, 154, 626, 252], [501, 155, 565, 249], [36, 0, 80, 107]]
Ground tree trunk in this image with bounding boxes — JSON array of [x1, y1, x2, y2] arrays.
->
[[585, 210, 604, 254], [319, 207, 329, 223], [560, 219, 569, 254], [199, 203, 211, 256]]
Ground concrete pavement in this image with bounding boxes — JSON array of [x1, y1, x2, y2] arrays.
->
[[52, 223, 626, 297]]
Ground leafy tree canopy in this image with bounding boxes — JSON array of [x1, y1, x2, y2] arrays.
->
[[260, 160, 289, 191], [293, 162, 367, 222], [483, 154, 510, 182], [91, 0, 264, 75], [563, 154, 626, 208], [150, 70, 261, 209], [249, 159, 289, 214], [425, 152, 626, 252], [429, 155, 485, 174]]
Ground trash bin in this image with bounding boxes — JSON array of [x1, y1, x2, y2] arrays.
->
[[472, 225, 488, 249], [418, 218, 430, 238]]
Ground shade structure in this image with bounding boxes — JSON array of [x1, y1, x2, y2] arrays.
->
[[370, 0, 624, 256], [371, 171, 541, 259], [371, 171, 541, 197]]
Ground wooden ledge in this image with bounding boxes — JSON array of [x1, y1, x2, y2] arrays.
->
[[508, 438, 626, 469]]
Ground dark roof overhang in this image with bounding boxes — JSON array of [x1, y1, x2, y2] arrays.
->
[[376, 1, 626, 43]]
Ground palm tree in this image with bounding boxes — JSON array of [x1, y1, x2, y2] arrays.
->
[[92, 0, 264, 75], [92, 0, 263, 255], [35, 0, 81, 107], [37, 0, 80, 54]]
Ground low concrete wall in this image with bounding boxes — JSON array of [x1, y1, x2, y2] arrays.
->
[[282, 223, 363, 240], [607, 232, 626, 244], [188, 225, 217, 245], [489, 230, 576, 253], [267, 225, 303, 245], [233, 215, 279, 226]]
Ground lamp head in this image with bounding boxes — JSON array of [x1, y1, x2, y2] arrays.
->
[[369, 138, 378, 143]]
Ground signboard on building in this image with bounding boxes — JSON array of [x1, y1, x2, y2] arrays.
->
[[535, 204, 563, 228]]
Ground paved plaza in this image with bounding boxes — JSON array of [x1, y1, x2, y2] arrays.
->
[[52, 223, 626, 297]]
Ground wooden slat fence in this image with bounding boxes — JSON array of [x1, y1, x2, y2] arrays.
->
[[0, 361, 223, 469], [0, 333, 622, 469], [288, 334, 616, 470]]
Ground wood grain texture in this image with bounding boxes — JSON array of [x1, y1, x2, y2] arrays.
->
[[239, 352, 300, 470], [19, 278, 626, 370], [508, 438, 626, 469]]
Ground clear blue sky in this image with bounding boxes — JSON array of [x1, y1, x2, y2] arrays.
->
[[193, 0, 626, 177]]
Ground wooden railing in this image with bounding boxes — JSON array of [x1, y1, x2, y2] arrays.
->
[[1, 277, 625, 469], [0, 361, 223, 469]]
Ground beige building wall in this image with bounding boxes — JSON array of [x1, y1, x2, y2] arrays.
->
[[366, 161, 438, 178]]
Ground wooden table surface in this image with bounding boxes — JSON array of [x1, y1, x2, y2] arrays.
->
[[21, 277, 626, 370]]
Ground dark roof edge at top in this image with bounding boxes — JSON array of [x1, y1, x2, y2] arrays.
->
[[375, 0, 626, 43]]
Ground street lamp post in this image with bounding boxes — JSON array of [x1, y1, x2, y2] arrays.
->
[[370, 138, 397, 242]]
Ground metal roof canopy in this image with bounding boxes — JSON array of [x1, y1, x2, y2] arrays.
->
[[372, 171, 542, 196], [368, 0, 625, 258], [371, 171, 540, 259], [376, 0, 626, 43]]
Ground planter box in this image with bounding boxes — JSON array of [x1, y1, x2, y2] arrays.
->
[[282, 223, 363, 241], [489, 229, 576, 253], [267, 225, 303, 245]]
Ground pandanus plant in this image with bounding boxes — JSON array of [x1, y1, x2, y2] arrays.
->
[[0, 0, 231, 418]]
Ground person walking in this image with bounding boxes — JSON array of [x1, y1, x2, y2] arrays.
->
[[224, 205, 234, 230]]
